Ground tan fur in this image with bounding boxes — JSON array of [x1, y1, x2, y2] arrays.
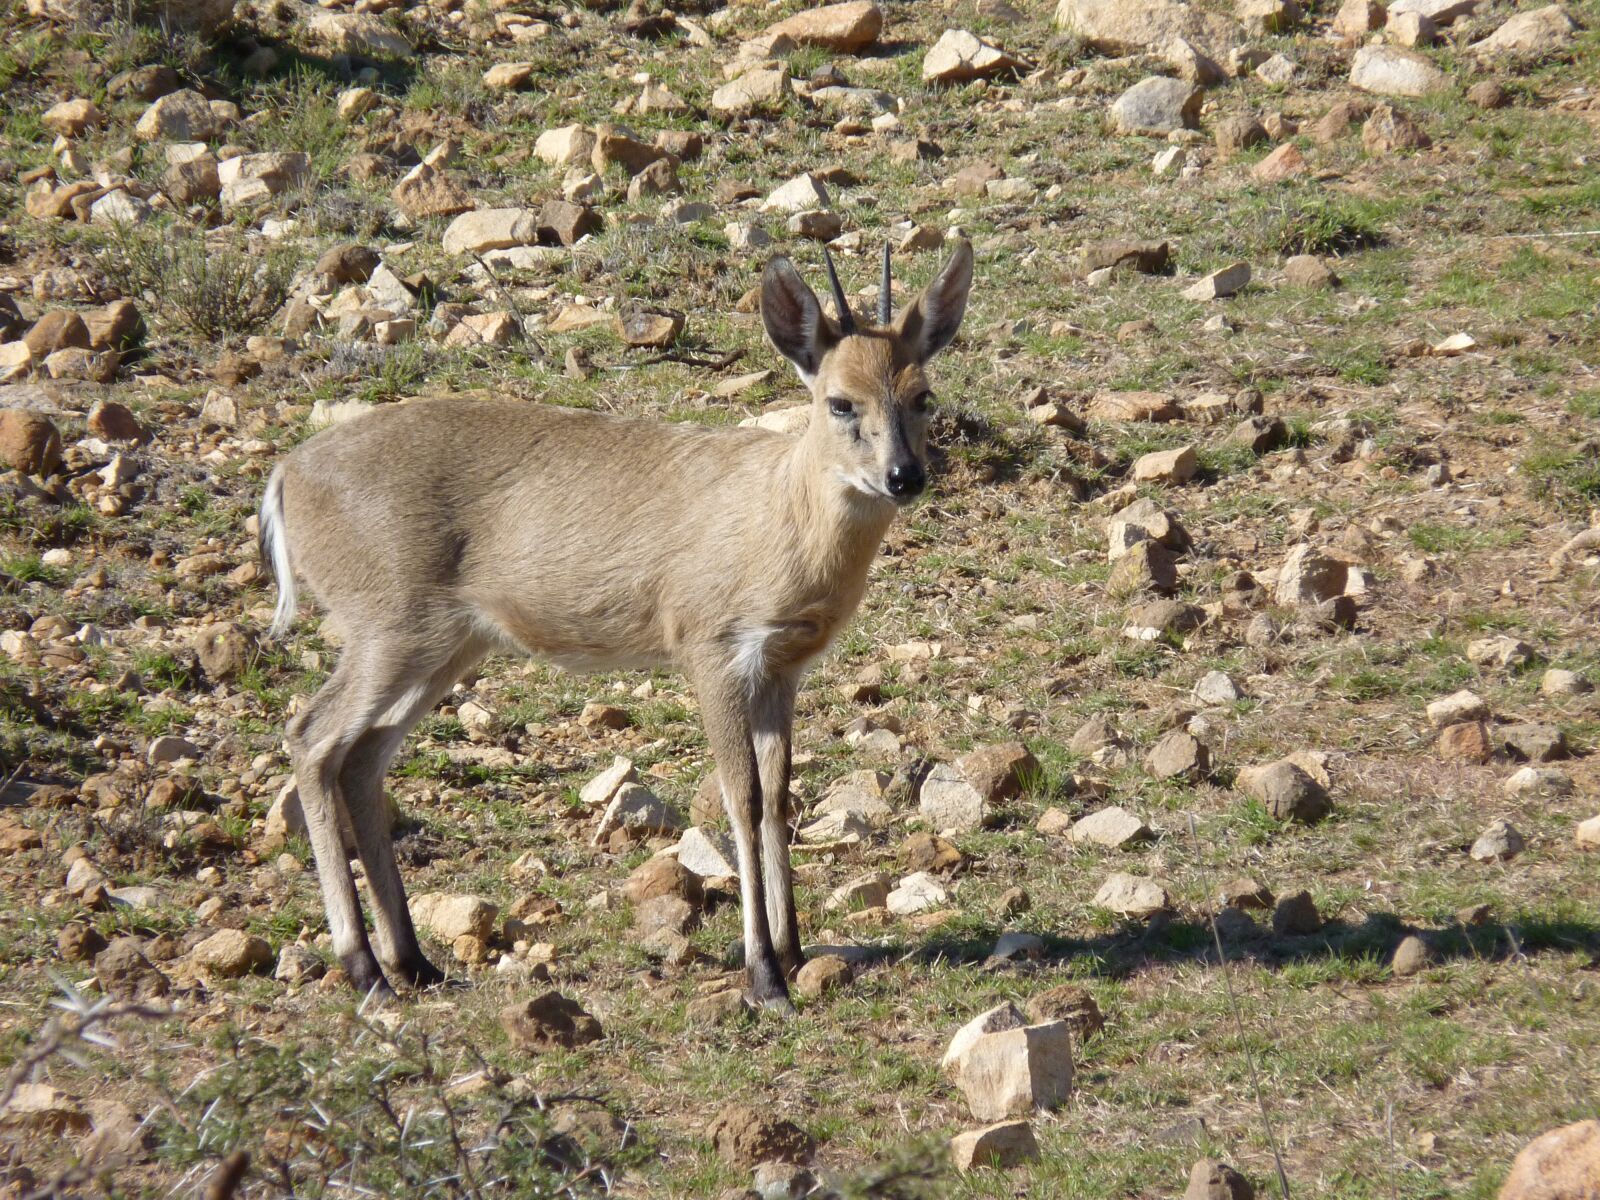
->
[[261, 241, 973, 1007]]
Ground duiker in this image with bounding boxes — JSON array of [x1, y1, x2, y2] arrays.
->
[[260, 241, 973, 1010]]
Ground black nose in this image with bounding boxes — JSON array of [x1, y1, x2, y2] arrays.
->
[[886, 462, 926, 498]]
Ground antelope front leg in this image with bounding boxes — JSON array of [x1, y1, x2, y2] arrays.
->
[[754, 676, 802, 979], [698, 676, 792, 1013]]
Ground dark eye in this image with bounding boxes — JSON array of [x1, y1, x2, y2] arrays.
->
[[828, 397, 855, 418], [910, 392, 932, 414]]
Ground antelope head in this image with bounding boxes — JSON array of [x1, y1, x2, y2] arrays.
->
[[761, 239, 974, 505]]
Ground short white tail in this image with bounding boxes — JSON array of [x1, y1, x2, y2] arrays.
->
[[259, 465, 298, 639]]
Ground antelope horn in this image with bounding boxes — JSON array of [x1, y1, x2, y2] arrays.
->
[[879, 241, 892, 326], [822, 247, 857, 336]]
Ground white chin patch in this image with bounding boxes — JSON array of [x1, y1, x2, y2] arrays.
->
[[836, 470, 886, 499]]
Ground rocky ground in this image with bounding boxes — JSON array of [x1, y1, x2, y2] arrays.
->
[[0, 0, 1598, 1195]]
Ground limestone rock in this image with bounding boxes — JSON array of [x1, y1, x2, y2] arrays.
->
[[1363, 103, 1431, 154], [0, 410, 63, 476], [135, 90, 220, 142], [1183, 262, 1251, 300], [1146, 730, 1209, 780], [500, 991, 603, 1051], [191, 929, 273, 978], [411, 893, 498, 942], [1133, 445, 1197, 484], [674, 826, 739, 878], [1094, 872, 1170, 917], [1349, 45, 1448, 97], [1237, 760, 1330, 823], [887, 871, 949, 914], [768, 1, 883, 51], [709, 1105, 814, 1167], [1472, 5, 1575, 57], [392, 162, 474, 219], [951, 1120, 1040, 1171], [923, 30, 1026, 84], [592, 782, 682, 845], [306, 10, 413, 58], [713, 64, 790, 115], [920, 762, 989, 832], [1055, 0, 1241, 57], [762, 172, 831, 214], [1470, 818, 1525, 863], [1498, 1120, 1600, 1200], [1427, 689, 1488, 726], [957, 742, 1036, 804], [442, 208, 539, 255], [1069, 806, 1153, 848], [951, 1019, 1074, 1120], [1110, 76, 1202, 135], [794, 954, 852, 998], [1186, 1159, 1256, 1199]]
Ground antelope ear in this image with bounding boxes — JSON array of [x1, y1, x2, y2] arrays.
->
[[894, 238, 974, 364], [762, 257, 835, 384]]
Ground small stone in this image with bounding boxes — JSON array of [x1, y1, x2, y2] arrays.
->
[[1467, 635, 1536, 669], [1498, 723, 1568, 763], [614, 308, 682, 348], [1333, 0, 1385, 36], [441, 208, 540, 255], [304, 10, 412, 58], [1185, 1159, 1256, 1200], [708, 1105, 813, 1167], [274, 944, 325, 984], [1214, 115, 1267, 157], [762, 172, 830, 214], [1472, 5, 1576, 57], [899, 831, 963, 874], [42, 98, 103, 138], [948, 1016, 1074, 1121], [536, 125, 596, 167], [1467, 79, 1509, 109], [1504, 766, 1574, 798], [1023, 984, 1104, 1038], [1388, 10, 1437, 47], [0, 410, 63, 476], [391, 162, 474, 219], [1576, 816, 1600, 850], [500, 991, 602, 1051], [1391, 934, 1431, 977], [826, 874, 891, 911], [95, 938, 170, 1000], [888, 871, 950, 915], [1069, 806, 1152, 848], [57, 921, 107, 963], [957, 742, 1036, 804], [1427, 689, 1488, 726], [623, 856, 703, 907], [1218, 879, 1274, 911], [1094, 872, 1170, 918], [410, 893, 498, 942], [1362, 103, 1431, 154], [920, 762, 989, 832], [1252, 143, 1307, 182], [713, 64, 790, 115], [1438, 721, 1492, 764], [134, 90, 221, 142], [1088, 389, 1180, 421], [1110, 76, 1202, 135], [923, 29, 1026, 84], [1349, 45, 1448, 97], [1146, 730, 1209, 781], [191, 929, 273, 978], [1132, 445, 1197, 484], [1236, 760, 1330, 823], [794, 955, 852, 999], [1498, 1121, 1600, 1200], [1540, 668, 1591, 697], [1470, 818, 1524, 863], [1272, 890, 1321, 936], [951, 1120, 1040, 1171], [768, 1, 883, 51], [1183, 263, 1250, 301], [483, 61, 536, 91], [1283, 254, 1338, 290]]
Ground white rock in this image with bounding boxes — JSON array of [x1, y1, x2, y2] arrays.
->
[[887, 871, 949, 914], [1093, 872, 1170, 917], [409, 892, 498, 942], [535, 124, 596, 167], [825, 874, 891, 911], [1182, 262, 1250, 301], [441, 208, 541, 255], [1388, 0, 1477, 23], [580, 756, 637, 808], [1471, 4, 1575, 55], [1194, 670, 1241, 704], [1069, 806, 1152, 848], [942, 1002, 1027, 1075], [951, 1020, 1074, 1121], [592, 782, 682, 845], [1426, 689, 1488, 726], [1502, 767, 1573, 798], [761, 173, 831, 214], [919, 762, 987, 832], [147, 735, 201, 765], [1349, 44, 1449, 97], [673, 826, 739, 877]]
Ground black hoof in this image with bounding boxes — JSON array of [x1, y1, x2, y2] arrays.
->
[[394, 953, 447, 990], [746, 989, 797, 1019], [341, 951, 394, 1000]]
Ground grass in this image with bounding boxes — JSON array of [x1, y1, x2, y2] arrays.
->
[[1, 0, 1599, 1196]]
